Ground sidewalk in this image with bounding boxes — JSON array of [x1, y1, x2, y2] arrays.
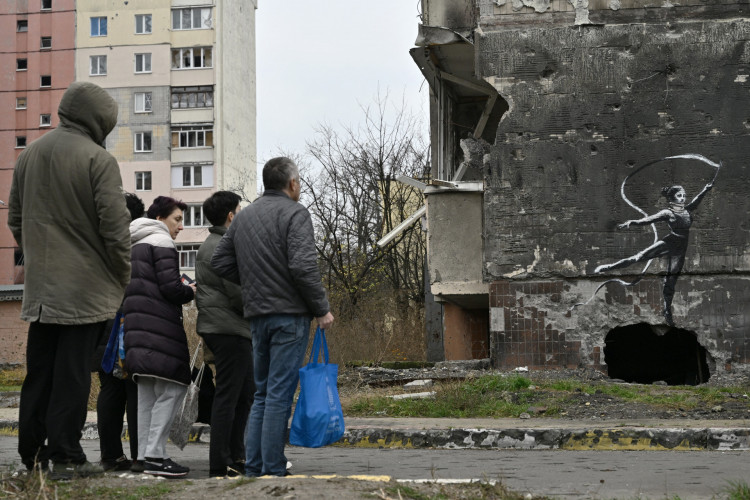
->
[[1, 408, 748, 451]]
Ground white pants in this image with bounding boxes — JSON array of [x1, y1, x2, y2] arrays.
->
[[136, 376, 187, 460]]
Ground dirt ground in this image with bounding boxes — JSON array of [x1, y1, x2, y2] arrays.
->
[[338, 364, 750, 421]]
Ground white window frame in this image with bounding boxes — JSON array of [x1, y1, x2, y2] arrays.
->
[[171, 165, 214, 188], [183, 204, 207, 228], [16, 97, 27, 109], [178, 244, 201, 269], [90, 55, 107, 76], [17, 20, 28, 32], [41, 0, 51, 10], [134, 132, 152, 152], [90, 16, 107, 37], [40, 114, 51, 127], [135, 171, 152, 191], [171, 47, 212, 70], [134, 92, 152, 113], [40, 75, 51, 87], [16, 59, 28, 71], [135, 14, 152, 34], [171, 8, 212, 30], [40, 37, 52, 50], [171, 86, 213, 109], [172, 126, 213, 149], [15, 137, 27, 149], [134, 53, 152, 74]]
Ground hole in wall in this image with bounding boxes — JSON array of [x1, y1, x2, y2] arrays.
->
[[604, 323, 710, 385]]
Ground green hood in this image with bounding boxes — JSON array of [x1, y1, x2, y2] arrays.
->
[[57, 82, 118, 144]]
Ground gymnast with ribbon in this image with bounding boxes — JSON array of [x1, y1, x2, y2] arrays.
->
[[575, 154, 721, 326]]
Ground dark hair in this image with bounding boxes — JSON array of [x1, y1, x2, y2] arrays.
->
[[262, 157, 298, 191], [203, 191, 242, 226], [146, 196, 187, 220], [661, 185, 684, 202], [124, 192, 144, 222]]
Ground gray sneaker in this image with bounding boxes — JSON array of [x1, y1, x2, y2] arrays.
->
[[51, 461, 104, 480]]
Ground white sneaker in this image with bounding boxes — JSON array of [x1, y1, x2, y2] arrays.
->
[[286, 461, 292, 470]]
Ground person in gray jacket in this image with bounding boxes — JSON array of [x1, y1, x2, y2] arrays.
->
[[196, 190, 254, 477], [211, 157, 334, 477]]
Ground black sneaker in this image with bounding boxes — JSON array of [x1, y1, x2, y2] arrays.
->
[[131, 460, 145, 473], [51, 461, 104, 480], [144, 458, 189, 478], [101, 454, 131, 472]]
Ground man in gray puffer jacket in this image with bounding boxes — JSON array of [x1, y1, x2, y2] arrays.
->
[[212, 157, 334, 477]]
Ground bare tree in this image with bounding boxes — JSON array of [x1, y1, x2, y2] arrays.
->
[[302, 92, 429, 306]]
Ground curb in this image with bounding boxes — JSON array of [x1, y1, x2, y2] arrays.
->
[[339, 426, 750, 451], [3, 420, 748, 451]]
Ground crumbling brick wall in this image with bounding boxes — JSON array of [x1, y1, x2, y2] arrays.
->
[[477, 3, 750, 375]]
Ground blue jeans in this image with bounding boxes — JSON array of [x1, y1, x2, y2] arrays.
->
[[245, 314, 311, 476]]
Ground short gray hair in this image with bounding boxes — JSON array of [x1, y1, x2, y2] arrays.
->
[[262, 157, 298, 191]]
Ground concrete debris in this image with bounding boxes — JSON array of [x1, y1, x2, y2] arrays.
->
[[404, 379, 434, 390], [389, 391, 437, 400]]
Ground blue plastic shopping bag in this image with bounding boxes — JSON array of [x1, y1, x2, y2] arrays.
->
[[289, 327, 345, 448]]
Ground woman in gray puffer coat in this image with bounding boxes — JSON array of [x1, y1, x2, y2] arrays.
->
[[123, 196, 195, 478]]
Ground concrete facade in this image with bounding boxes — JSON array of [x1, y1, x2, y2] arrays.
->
[[0, 0, 76, 286], [416, 1, 750, 380]]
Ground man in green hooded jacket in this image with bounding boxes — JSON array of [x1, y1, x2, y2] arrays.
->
[[8, 81, 131, 479]]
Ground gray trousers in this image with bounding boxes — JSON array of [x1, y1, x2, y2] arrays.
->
[[136, 376, 187, 460]]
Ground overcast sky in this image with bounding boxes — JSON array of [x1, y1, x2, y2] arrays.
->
[[255, 1, 428, 170]]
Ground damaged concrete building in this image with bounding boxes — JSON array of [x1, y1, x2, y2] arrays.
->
[[415, 0, 750, 383]]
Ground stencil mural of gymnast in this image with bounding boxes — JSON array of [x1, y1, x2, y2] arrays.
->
[[574, 154, 721, 326]]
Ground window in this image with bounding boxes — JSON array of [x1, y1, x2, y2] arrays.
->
[[16, 97, 27, 109], [183, 205, 207, 228], [40, 75, 51, 87], [134, 132, 152, 152], [90, 16, 107, 36], [171, 164, 213, 188], [17, 20, 28, 32], [90, 55, 107, 76], [178, 244, 201, 269], [41, 0, 51, 10], [16, 137, 27, 149], [135, 171, 152, 191], [135, 14, 152, 34], [171, 8, 212, 30], [171, 86, 213, 108], [134, 92, 152, 113], [40, 37, 52, 49], [40, 114, 51, 127], [171, 126, 213, 149], [135, 53, 151, 73], [16, 59, 28, 71], [171, 47, 212, 69]]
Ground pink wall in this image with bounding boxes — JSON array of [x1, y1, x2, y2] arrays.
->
[[0, 0, 75, 286]]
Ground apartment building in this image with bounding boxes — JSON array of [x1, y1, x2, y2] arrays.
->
[[74, 0, 257, 272]]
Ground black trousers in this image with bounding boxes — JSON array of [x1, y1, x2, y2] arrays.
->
[[18, 321, 103, 467], [203, 334, 254, 473], [97, 371, 138, 461]]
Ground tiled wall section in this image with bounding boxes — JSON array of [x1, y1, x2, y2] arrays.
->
[[490, 280, 603, 371]]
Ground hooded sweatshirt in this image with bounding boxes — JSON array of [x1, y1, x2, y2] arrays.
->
[[8, 81, 131, 324], [123, 218, 195, 385]]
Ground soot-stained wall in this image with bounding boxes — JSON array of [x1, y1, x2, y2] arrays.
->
[[477, 7, 750, 375]]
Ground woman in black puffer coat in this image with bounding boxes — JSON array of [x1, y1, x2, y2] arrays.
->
[[123, 196, 195, 478]]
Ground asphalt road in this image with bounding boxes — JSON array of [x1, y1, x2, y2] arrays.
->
[[0, 436, 747, 499]]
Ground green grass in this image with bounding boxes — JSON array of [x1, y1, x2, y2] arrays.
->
[[724, 480, 750, 500], [343, 374, 750, 419]]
